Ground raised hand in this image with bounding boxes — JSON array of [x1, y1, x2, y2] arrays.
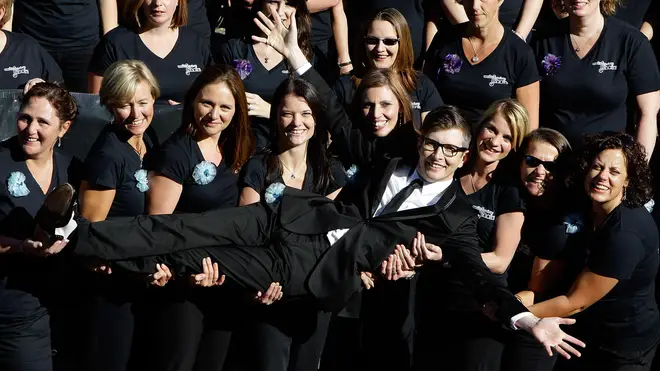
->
[[256, 282, 283, 305], [251, 5, 298, 58], [192, 257, 226, 287]]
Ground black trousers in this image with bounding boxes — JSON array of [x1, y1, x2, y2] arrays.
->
[[0, 311, 52, 371], [557, 341, 658, 371]]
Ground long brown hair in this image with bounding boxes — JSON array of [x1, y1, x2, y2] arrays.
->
[[352, 68, 413, 127], [179, 65, 255, 172], [353, 8, 417, 94]]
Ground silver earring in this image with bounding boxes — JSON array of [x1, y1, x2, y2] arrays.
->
[[57, 137, 61, 147]]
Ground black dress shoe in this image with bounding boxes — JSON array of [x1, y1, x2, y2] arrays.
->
[[34, 183, 76, 235]]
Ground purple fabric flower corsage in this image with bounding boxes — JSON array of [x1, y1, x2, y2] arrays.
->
[[441, 54, 463, 75], [233, 59, 253, 80], [541, 54, 562, 76]]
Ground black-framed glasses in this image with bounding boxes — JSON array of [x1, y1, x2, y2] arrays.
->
[[364, 36, 400, 46], [523, 155, 557, 172], [422, 137, 468, 157]]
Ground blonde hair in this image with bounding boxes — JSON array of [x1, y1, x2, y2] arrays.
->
[[477, 99, 530, 151], [600, 0, 622, 16], [100, 60, 160, 108]]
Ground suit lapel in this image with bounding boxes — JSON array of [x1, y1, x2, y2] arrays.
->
[[375, 180, 461, 222], [368, 158, 401, 217]]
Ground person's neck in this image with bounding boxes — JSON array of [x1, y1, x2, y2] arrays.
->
[[141, 22, 176, 37], [127, 134, 144, 154], [196, 130, 223, 152], [569, 11, 604, 37], [468, 20, 503, 42], [26, 151, 53, 167], [591, 199, 620, 228], [278, 144, 308, 169], [473, 158, 499, 180]]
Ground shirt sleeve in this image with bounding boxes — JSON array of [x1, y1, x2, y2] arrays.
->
[[218, 41, 236, 65], [88, 36, 118, 76], [587, 230, 646, 280], [238, 156, 267, 194], [327, 159, 347, 195], [530, 223, 572, 260], [626, 35, 660, 96], [83, 149, 122, 189], [39, 47, 63, 84], [496, 184, 526, 216], [417, 74, 443, 112], [514, 43, 540, 88], [150, 143, 191, 185]]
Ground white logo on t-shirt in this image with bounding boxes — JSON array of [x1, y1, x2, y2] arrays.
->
[[592, 61, 618, 73], [472, 205, 495, 220], [412, 101, 421, 110], [177, 63, 202, 76], [4, 66, 29, 78], [483, 74, 509, 87]]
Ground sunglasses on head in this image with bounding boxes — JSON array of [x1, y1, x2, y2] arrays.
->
[[524, 155, 557, 172], [364, 36, 400, 46]]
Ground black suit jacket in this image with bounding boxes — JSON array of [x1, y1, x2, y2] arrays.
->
[[278, 157, 527, 323]]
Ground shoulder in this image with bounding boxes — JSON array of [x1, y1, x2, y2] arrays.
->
[[605, 16, 648, 42], [179, 27, 208, 47], [415, 71, 435, 87], [86, 126, 125, 162], [244, 152, 268, 170], [450, 186, 480, 222], [6, 31, 42, 49], [534, 18, 570, 41], [610, 206, 658, 238], [504, 28, 534, 53], [103, 26, 137, 44], [222, 38, 249, 56]]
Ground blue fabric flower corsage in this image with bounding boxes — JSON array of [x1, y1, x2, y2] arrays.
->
[[345, 164, 358, 183], [265, 182, 286, 204], [562, 213, 583, 235], [233, 59, 253, 80], [7, 171, 29, 197], [193, 161, 217, 185], [134, 169, 149, 192]]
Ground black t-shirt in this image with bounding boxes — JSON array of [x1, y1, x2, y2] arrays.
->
[[84, 124, 154, 218], [186, 0, 212, 40], [89, 27, 212, 103], [425, 23, 539, 127], [575, 205, 660, 352], [311, 10, 333, 54], [499, 0, 524, 29], [333, 71, 443, 129], [14, 0, 100, 51], [613, 0, 652, 29], [0, 31, 63, 89], [148, 131, 239, 213], [0, 137, 81, 317], [239, 152, 347, 196], [535, 17, 660, 146]]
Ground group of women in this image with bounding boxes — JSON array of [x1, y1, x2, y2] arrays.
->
[[0, 0, 659, 371]]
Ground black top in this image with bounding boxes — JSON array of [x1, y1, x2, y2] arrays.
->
[[186, 0, 212, 40], [332, 71, 443, 129], [148, 131, 240, 213], [499, 0, 524, 30], [14, 0, 100, 51], [83, 124, 155, 218], [575, 205, 660, 352], [613, 0, 652, 29], [311, 10, 333, 54], [89, 27, 212, 103], [534, 17, 660, 146], [0, 31, 63, 89], [425, 23, 539, 126], [239, 152, 347, 196], [0, 137, 81, 317]]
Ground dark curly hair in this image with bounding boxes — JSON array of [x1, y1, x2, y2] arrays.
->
[[573, 132, 652, 208], [21, 82, 78, 125]]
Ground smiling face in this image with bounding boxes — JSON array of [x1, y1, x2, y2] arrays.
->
[[475, 113, 513, 163], [520, 140, 559, 197], [277, 93, 315, 148], [193, 81, 236, 139], [142, 0, 178, 27], [462, 0, 502, 29], [365, 20, 399, 69], [263, 0, 294, 28], [417, 128, 469, 183], [17, 97, 71, 158], [566, 0, 601, 17], [111, 81, 155, 137], [361, 86, 400, 137], [584, 148, 629, 213]]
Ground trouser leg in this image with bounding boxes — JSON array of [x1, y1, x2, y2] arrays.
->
[[0, 312, 53, 371]]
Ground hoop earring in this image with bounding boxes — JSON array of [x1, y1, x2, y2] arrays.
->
[[57, 137, 62, 148]]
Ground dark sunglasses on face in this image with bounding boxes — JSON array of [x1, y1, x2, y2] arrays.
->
[[422, 137, 468, 157], [524, 155, 557, 172], [364, 36, 400, 46]]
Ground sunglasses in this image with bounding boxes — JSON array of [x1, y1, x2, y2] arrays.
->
[[524, 155, 557, 172], [422, 137, 468, 158], [364, 36, 400, 46]]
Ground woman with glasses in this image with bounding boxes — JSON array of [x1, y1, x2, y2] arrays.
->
[[414, 99, 530, 371], [423, 0, 539, 129], [333, 8, 443, 130]]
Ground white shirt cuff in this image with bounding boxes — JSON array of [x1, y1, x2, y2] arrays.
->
[[293, 62, 312, 77], [510, 312, 536, 330]]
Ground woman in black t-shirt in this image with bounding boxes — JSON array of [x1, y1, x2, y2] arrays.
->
[[88, 0, 212, 104], [217, 0, 316, 150], [78, 60, 160, 371], [142, 65, 255, 371], [0, 83, 79, 371], [534, 0, 660, 152], [414, 99, 529, 371], [333, 8, 443, 129], [235, 77, 346, 371], [424, 0, 539, 129], [528, 132, 660, 371]]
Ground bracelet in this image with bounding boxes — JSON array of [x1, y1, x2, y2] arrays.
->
[[338, 61, 352, 68]]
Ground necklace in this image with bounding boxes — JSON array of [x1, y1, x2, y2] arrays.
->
[[130, 141, 144, 167], [281, 161, 305, 180], [469, 173, 478, 192], [467, 36, 497, 63], [570, 24, 603, 54]]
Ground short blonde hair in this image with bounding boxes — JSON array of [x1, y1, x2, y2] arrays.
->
[[477, 99, 530, 151], [100, 60, 160, 108]]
